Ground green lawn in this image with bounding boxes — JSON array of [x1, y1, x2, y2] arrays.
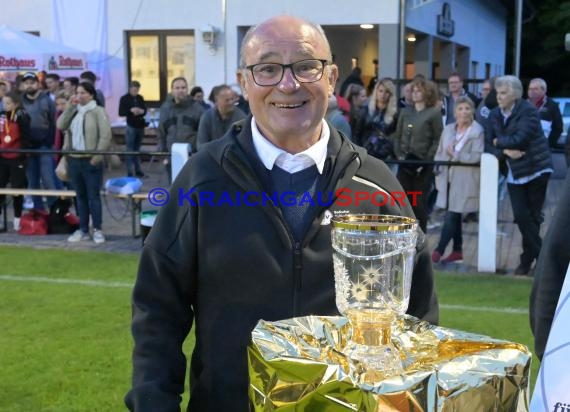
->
[[0, 246, 537, 411]]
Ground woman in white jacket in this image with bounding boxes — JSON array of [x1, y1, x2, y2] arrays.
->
[[432, 96, 484, 264]]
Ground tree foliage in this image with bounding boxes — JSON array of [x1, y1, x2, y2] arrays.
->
[[520, 0, 570, 95]]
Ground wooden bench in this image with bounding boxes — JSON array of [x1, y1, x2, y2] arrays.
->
[[0, 188, 150, 238]]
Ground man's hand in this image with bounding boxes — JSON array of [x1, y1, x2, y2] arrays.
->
[[493, 138, 498, 146], [503, 149, 525, 159]]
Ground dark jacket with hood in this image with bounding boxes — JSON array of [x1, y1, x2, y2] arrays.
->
[[485, 99, 552, 179], [126, 117, 439, 412]]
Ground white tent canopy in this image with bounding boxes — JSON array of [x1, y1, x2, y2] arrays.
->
[[0, 25, 87, 73]]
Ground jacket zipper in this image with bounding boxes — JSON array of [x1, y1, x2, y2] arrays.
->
[[292, 241, 303, 315]]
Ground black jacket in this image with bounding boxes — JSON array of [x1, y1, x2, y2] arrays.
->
[[531, 97, 563, 148], [119, 93, 147, 129], [126, 118, 439, 412], [485, 99, 552, 179], [530, 172, 570, 360]]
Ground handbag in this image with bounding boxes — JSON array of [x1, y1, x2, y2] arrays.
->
[[48, 198, 79, 234], [18, 210, 49, 236], [55, 156, 70, 182]]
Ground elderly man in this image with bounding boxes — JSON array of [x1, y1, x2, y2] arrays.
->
[[527, 77, 563, 148], [487, 75, 553, 275], [126, 15, 438, 412], [196, 84, 247, 150]]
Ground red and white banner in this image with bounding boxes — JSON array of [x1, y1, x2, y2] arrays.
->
[[0, 55, 39, 71], [45, 53, 85, 70]]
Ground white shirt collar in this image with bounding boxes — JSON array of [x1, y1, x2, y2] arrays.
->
[[250, 117, 330, 174]]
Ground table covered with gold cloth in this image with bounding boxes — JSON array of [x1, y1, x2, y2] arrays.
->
[[248, 315, 530, 411]]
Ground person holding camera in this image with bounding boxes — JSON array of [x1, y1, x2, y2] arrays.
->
[[119, 80, 147, 178]]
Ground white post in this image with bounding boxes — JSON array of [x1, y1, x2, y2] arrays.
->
[[478, 153, 498, 272], [171, 143, 190, 183]]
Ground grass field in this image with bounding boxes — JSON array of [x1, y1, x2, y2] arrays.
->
[[0, 246, 537, 411]]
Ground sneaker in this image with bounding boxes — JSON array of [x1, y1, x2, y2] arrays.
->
[[68, 230, 90, 242], [431, 250, 442, 263], [514, 263, 532, 276], [92, 229, 106, 244], [23, 197, 34, 210], [441, 251, 463, 264], [135, 171, 146, 178], [13, 217, 20, 232], [426, 221, 441, 230]]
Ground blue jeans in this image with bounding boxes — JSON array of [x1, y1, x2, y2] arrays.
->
[[68, 157, 103, 232], [125, 126, 144, 176], [436, 211, 463, 254], [26, 147, 58, 210]]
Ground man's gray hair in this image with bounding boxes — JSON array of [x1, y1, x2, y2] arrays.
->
[[495, 75, 523, 100], [238, 18, 332, 68], [529, 77, 547, 93]]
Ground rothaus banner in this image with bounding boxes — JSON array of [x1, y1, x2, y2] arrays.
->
[[0, 55, 39, 71], [45, 54, 86, 71], [531, 265, 570, 412]]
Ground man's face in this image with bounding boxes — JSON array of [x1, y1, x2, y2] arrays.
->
[[171, 80, 188, 103], [237, 17, 338, 146], [528, 81, 545, 103], [448, 76, 462, 94], [129, 86, 140, 96], [216, 88, 236, 114], [63, 81, 76, 95], [24, 79, 38, 95], [45, 78, 59, 93], [496, 85, 516, 110]]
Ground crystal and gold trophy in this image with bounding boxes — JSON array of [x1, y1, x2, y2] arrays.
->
[[331, 214, 418, 381]]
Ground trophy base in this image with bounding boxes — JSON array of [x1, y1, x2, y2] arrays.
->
[[345, 309, 403, 383], [345, 342, 404, 383]]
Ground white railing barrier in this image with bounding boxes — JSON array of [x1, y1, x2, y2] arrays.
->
[[478, 153, 499, 272], [171, 143, 190, 183]]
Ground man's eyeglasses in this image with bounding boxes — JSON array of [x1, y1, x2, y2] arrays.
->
[[244, 59, 329, 87]]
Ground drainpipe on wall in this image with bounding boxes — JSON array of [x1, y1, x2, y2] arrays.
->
[[222, 0, 227, 83]]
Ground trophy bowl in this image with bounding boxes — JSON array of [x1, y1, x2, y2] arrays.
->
[[331, 214, 418, 381]]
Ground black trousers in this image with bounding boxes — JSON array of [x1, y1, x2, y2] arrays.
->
[[397, 165, 433, 232], [507, 173, 550, 266], [0, 157, 28, 218]]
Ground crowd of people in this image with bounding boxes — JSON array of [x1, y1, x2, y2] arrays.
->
[[0, 69, 252, 240], [333, 66, 563, 275]]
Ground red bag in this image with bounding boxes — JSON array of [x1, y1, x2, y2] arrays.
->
[[18, 210, 49, 235]]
